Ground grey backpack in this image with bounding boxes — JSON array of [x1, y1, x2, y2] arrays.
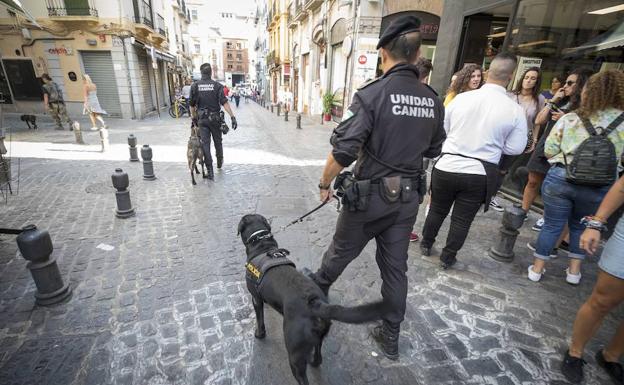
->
[[564, 112, 624, 186]]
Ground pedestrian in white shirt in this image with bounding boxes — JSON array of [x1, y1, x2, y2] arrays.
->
[[420, 53, 528, 270], [181, 79, 192, 110]]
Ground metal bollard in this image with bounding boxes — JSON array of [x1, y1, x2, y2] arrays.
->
[[277, 103, 281, 116], [296, 113, 302, 129], [141, 144, 156, 180], [16, 225, 72, 305], [489, 204, 527, 263], [112, 168, 135, 218], [284, 109, 288, 122], [270, 104, 274, 113], [73, 122, 84, 144], [99, 127, 109, 152], [128, 134, 139, 162]]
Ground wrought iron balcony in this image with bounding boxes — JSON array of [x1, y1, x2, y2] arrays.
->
[[133, 0, 154, 29], [46, 0, 98, 17], [156, 13, 166, 36]]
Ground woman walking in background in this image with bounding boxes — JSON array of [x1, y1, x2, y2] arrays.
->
[[522, 68, 593, 232], [443, 64, 483, 106], [82, 74, 108, 131], [527, 69, 624, 285]]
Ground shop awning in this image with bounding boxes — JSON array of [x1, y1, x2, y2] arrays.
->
[[0, 0, 40, 28], [563, 21, 624, 56]]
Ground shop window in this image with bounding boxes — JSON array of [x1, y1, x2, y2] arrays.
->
[[2, 59, 41, 101], [191, 9, 197, 21]]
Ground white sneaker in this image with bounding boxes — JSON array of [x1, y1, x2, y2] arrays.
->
[[489, 198, 504, 212], [565, 268, 582, 285], [528, 265, 544, 282], [90, 126, 99, 131]]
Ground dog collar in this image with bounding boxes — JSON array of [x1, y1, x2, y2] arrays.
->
[[246, 229, 273, 244]]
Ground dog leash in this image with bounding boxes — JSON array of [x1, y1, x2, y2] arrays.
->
[[275, 194, 340, 233]]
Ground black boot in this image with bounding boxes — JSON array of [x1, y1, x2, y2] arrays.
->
[[206, 164, 214, 180], [371, 322, 399, 360], [217, 157, 223, 169]]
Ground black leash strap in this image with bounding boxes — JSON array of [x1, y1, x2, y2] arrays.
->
[[279, 194, 339, 232], [0, 228, 23, 235]]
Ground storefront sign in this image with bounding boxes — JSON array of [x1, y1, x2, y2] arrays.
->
[[512, 56, 543, 90], [47, 45, 73, 55]]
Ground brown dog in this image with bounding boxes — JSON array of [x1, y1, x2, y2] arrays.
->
[[187, 122, 205, 185]]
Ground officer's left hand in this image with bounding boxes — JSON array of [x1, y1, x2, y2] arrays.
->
[[320, 186, 333, 203], [231, 116, 238, 130]]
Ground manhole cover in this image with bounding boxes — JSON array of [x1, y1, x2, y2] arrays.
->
[[85, 182, 114, 194]]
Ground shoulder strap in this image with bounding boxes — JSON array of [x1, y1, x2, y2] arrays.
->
[[602, 112, 624, 137], [580, 116, 598, 136]]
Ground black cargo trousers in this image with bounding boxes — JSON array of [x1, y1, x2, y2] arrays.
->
[[198, 116, 223, 166], [315, 189, 420, 326]]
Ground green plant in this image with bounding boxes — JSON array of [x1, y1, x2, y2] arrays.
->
[[322, 92, 334, 114]]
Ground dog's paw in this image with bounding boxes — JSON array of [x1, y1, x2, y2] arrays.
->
[[310, 357, 322, 367], [254, 329, 266, 339]]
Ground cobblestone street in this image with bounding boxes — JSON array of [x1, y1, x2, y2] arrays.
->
[[0, 102, 621, 385]]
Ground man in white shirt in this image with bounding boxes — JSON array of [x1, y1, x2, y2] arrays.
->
[[181, 79, 192, 110], [420, 52, 528, 269]]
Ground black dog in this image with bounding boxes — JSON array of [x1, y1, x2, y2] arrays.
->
[[20, 115, 37, 130], [237, 214, 387, 385]]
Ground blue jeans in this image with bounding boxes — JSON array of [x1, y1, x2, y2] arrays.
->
[[535, 166, 610, 261]]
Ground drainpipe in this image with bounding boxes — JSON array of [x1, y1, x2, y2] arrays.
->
[[118, 0, 136, 119], [21, 37, 74, 56]]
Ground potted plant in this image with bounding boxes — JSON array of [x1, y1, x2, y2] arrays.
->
[[322, 91, 334, 121]]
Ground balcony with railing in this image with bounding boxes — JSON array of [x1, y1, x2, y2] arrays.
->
[[133, 0, 154, 35], [178, 0, 187, 16], [46, 0, 98, 19], [266, 50, 280, 69], [303, 0, 323, 11]]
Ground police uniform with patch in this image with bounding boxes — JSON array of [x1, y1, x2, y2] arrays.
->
[[189, 68, 228, 179], [310, 15, 446, 358]]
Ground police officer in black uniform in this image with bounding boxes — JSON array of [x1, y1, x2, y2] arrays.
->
[[189, 63, 237, 180], [307, 16, 446, 360]]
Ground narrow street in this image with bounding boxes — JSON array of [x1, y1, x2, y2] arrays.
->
[[0, 102, 619, 385]]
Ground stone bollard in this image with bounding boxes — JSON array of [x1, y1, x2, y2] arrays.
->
[[277, 103, 281, 116], [16, 225, 72, 306], [284, 109, 288, 122], [99, 127, 110, 152], [112, 168, 135, 218], [489, 204, 527, 262], [128, 134, 140, 162], [73, 122, 84, 144], [296, 113, 302, 129], [141, 144, 156, 180]]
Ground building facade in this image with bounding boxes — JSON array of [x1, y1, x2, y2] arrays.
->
[[277, 0, 442, 118], [0, 0, 192, 119], [253, 0, 269, 101]]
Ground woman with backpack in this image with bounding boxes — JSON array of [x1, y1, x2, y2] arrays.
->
[[527, 69, 624, 285]]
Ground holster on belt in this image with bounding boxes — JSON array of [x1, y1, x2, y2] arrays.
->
[[380, 176, 401, 204], [334, 171, 370, 212]]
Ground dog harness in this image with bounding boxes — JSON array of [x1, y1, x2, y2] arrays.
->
[[245, 234, 295, 297]]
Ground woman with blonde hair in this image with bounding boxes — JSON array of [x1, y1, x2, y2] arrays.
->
[[443, 64, 483, 106], [82, 74, 107, 131]]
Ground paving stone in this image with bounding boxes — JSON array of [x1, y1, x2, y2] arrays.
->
[[475, 318, 502, 334], [441, 334, 468, 360], [422, 309, 448, 330], [470, 336, 501, 353], [462, 357, 502, 376], [497, 352, 534, 383], [507, 329, 543, 349]]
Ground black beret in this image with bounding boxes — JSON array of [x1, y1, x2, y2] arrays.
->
[[376, 16, 421, 50]]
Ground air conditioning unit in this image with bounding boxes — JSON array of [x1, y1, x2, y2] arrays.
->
[[21, 28, 32, 41]]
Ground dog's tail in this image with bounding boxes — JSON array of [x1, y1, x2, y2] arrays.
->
[[310, 299, 387, 324]]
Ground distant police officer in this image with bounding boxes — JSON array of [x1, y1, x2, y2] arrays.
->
[[189, 63, 237, 179], [307, 16, 446, 360]]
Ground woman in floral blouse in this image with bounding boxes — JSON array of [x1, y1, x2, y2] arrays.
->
[[527, 69, 624, 285]]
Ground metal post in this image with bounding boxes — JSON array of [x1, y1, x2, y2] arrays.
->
[[72, 121, 84, 144], [489, 204, 526, 262], [296, 113, 302, 129], [16, 225, 72, 305], [277, 103, 281, 116], [141, 144, 156, 180], [284, 109, 288, 122], [270, 104, 274, 113], [99, 127, 109, 152], [128, 134, 139, 161], [112, 168, 135, 218]]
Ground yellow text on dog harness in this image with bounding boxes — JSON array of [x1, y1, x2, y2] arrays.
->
[[246, 262, 261, 279]]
